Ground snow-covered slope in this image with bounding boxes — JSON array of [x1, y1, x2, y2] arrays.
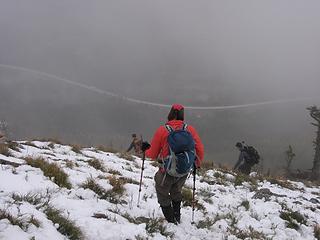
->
[[0, 141, 319, 240]]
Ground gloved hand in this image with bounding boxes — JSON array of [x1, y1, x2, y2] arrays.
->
[[141, 141, 151, 152]]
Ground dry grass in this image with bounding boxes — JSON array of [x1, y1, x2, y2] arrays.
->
[[106, 168, 122, 175], [88, 158, 105, 172], [25, 157, 71, 189], [107, 175, 126, 195], [315, 225, 320, 240], [70, 144, 82, 154], [200, 160, 215, 170], [181, 187, 206, 211], [6, 141, 21, 152], [117, 152, 135, 161], [0, 143, 11, 156], [96, 145, 118, 154], [81, 177, 126, 204], [44, 206, 83, 240], [0, 209, 40, 231], [32, 138, 62, 145], [23, 141, 38, 148]]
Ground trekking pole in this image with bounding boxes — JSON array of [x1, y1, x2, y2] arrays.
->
[[137, 149, 146, 207], [191, 165, 196, 224]]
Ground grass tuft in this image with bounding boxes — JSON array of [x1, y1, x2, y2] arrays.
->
[[6, 141, 21, 152], [12, 192, 45, 206], [88, 158, 105, 172], [280, 210, 306, 230], [70, 144, 82, 154], [0, 209, 40, 231], [81, 177, 126, 204], [196, 217, 216, 229], [25, 157, 71, 189], [107, 175, 126, 195], [117, 152, 135, 161], [81, 178, 106, 197], [44, 206, 83, 240], [145, 216, 173, 238], [240, 200, 250, 211]]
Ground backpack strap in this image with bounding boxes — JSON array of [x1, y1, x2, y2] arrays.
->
[[165, 124, 173, 133], [165, 123, 188, 132]]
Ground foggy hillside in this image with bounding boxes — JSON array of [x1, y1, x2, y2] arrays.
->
[[1, 0, 320, 171], [0, 140, 319, 239]]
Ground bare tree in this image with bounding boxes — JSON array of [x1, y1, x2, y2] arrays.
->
[[307, 106, 320, 180], [285, 145, 295, 175]]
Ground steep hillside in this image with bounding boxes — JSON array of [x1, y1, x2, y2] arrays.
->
[[0, 141, 319, 240]]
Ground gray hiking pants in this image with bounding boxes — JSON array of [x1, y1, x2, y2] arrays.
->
[[154, 170, 188, 207]]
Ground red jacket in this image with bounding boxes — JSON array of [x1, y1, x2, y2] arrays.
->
[[145, 120, 204, 167]]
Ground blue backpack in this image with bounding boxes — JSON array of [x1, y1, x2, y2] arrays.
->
[[163, 124, 196, 177]]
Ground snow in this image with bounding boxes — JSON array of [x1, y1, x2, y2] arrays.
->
[[0, 141, 319, 239]]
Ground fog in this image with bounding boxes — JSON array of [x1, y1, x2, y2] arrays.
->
[[1, 0, 320, 171]]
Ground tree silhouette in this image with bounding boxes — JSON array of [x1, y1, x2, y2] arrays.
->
[[307, 106, 320, 180], [285, 145, 295, 174]]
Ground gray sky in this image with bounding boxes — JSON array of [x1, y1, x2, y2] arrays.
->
[[1, 0, 320, 103], [1, 0, 320, 170]]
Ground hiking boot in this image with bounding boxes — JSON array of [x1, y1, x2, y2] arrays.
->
[[161, 205, 176, 224], [172, 201, 181, 223]]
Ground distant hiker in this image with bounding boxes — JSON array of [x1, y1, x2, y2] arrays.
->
[[234, 142, 260, 175], [126, 134, 142, 155], [141, 104, 204, 224]]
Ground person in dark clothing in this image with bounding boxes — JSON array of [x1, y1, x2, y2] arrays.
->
[[234, 142, 252, 175], [126, 134, 142, 155]]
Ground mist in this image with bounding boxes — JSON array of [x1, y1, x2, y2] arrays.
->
[[1, 0, 320, 171]]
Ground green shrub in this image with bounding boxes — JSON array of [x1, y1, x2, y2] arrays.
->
[[44, 206, 83, 240], [25, 157, 71, 189]]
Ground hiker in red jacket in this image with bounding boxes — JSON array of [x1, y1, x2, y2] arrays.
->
[[141, 104, 204, 224]]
